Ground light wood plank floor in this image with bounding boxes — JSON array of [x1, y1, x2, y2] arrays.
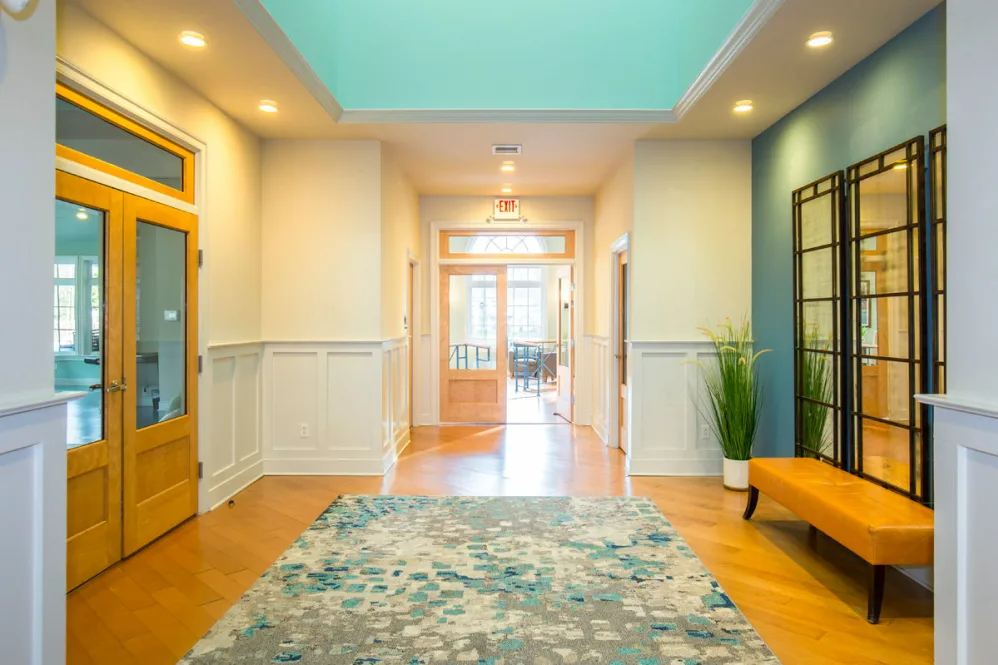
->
[[67, 425, 933, 665]]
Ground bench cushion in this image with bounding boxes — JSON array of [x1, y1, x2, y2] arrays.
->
[[749, 458, 933, 566]]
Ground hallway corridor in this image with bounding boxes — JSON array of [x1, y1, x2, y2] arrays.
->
[[67, 425, 932, 665]]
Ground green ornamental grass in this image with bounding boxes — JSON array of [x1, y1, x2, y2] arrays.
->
[[697, 318, 769, 461], [799, 325, 833, 458]]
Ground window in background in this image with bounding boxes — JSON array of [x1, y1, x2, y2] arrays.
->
[[54, 258, 77, 353], [507, 266, 545, 339], [468, 274, 498, 341], [54, 255, 101, 355]]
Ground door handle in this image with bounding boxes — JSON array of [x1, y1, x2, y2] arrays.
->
[[88, 383, 102, 392], [614, 353, 622, 359], [106, 379, 127, 393]]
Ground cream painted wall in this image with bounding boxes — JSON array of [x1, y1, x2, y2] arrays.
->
[[261, 140, 383, 340], [593, 147, 634, 338], [381, 148, 420, 340], [631, 140, 752, 340], [418, 196, 595, 335], [0, 0, 56, 400], [57, 3, 263, 345]]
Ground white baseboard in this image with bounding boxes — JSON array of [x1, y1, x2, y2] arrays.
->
[[263, 458, 386, 475], [208, 460, 263, 510], [628, 457, 722, 476]]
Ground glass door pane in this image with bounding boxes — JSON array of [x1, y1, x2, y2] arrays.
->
[[135, 221, 187, 429], [440, 266, 507, 423], [55, 200, 105, 449], [448, 274, 497, 370]]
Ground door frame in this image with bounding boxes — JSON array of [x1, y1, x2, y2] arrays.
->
[[429, 220, 585, 426], [56, 60, 212, 513], [609, 232, 630, 450], [407, 251, 420, 428]]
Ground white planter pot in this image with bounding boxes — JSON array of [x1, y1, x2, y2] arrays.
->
[[723, 458, 750, 492]]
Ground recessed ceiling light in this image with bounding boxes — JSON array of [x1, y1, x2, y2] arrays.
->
[[501, 186, 513, 194], [76, 208, 88, 221], [807, 31, 833, 48], [179, 31, 207, 48], [258, 100, 279, 113], [500, 161, 515, 173], [733, 100, 754, 113]]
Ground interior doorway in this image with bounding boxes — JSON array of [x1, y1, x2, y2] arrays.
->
[[505, 264, 571, 424], [59, 171, 199, 590], [434, 228, 579, 426]]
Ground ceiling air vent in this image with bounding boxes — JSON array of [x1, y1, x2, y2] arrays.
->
[[492, 144, 522, 156]]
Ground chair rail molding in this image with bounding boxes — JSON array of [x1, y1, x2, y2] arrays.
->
[[627, 340, 722, 476]]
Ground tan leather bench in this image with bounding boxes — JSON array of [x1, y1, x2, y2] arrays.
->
[[742, 457, 934, 624]]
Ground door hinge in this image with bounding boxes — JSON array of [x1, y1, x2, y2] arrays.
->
[[570, 396, 575, 405], [198, 461, 203, 479], [198, 355, 203, 374], [198, 249, 204, 268]]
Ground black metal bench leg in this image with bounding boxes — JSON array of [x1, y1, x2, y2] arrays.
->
[[868, 564, 886, 624], [742, 486, 759, 520]]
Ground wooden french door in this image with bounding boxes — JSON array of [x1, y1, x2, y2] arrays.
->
[[618, 251, 630, 453], [555, 265, 574, 421], [60, 172, 198, 588], [440, 265, 507, 423], [60, 172, 124, 590], [122, 196, 198, 555]]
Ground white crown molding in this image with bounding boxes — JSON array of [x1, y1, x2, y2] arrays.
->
[[232, 0, 344, 121], [339, 108, 678, 124], [672, 0, 785, 120]]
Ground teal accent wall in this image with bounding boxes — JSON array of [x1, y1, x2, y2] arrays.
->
[[260, 0, 753, 110], [751, 5, 946, 457]]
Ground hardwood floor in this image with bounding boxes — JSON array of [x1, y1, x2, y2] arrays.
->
[[67, 425, 933, 665]]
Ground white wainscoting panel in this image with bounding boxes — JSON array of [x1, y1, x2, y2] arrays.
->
[[919, 395, 998, 665], [0, 402, 68, 665], [588, 335, 611, 443], [628, 341, 722, 475], [262, 341, 395, 475], [204, 343, 263, 509], [382, 338, 411, 472]]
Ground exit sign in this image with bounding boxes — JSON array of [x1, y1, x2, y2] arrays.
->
[[493, 198, 520, 220]]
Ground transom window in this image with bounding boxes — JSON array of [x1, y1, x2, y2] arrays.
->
[[470, 235, 544, 254], [441, 230, 574, 259]]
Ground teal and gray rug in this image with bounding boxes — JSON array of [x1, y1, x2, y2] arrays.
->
[[182, 496, 779, 664]]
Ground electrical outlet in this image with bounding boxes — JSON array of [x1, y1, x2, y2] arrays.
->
[[299, 423, 309, 438], [700, 424, 710, 440]]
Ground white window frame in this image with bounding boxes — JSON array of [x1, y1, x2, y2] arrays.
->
[[506, 266, 546, 341], [54, 255, 101, 357]]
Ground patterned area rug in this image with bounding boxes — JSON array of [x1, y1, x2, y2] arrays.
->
[[182, 496, 779, 664]]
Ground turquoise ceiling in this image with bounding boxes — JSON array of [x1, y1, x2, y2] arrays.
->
[[258, 0, 755, 111]]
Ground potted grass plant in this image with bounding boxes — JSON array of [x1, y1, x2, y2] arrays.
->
[[800, 325, 833, 458], [697, 318, 769, 491]]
